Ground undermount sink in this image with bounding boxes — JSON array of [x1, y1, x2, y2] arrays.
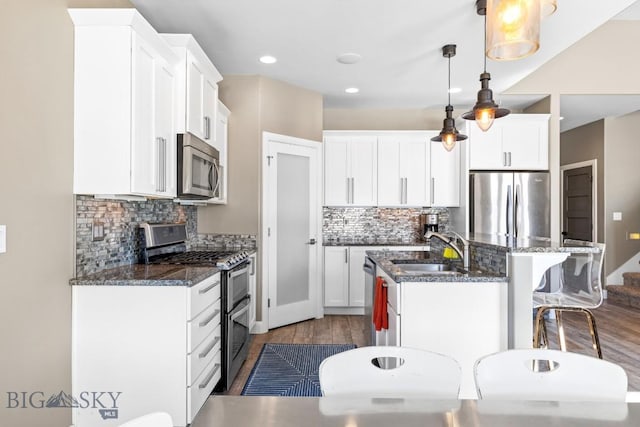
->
[[391, 262, 465, 275]]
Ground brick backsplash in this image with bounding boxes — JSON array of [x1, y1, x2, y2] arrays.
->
[[190, 233, 257, 250], [75, 195, 197, 276], [323, 207, 450, 244]]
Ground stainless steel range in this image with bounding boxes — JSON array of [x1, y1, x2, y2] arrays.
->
[[140, 222, 252, 391]]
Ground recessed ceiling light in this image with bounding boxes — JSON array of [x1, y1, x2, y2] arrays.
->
[[448, 87, 462, 94], [337, 53, 362, 64], [345, 87, 359, 94], [259, 55, 277, 64]]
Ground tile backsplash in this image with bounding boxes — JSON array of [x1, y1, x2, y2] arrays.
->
[[323, 207, 450, 244], [75, 195, 197, 276]]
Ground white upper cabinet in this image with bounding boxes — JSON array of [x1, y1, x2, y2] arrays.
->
[[430, 138, 460, 207], [70, 9, 178, 198], [162, 34, 223, 145], [378, 133, 431, 207], [324, 133, 378, 206], [468, 114, 550, 170]]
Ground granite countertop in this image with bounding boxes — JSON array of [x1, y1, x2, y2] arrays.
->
[[367, 250, 508, 283], [467, 233, 601, 253], [69, 264, 220, 287]]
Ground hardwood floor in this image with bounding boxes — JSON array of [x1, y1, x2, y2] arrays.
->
[[224, 299, 640, 395]]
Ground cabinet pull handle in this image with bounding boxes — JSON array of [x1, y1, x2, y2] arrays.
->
[[345, 248, 348, 263], [199, 364, 220, 389], [350, 177, 355, 204], [199, 309, 220, 327], [346, 177, 350, 204], [431, 177, 435, 205], [250, 257, 256, 276], [204, 116, 211, 140], [503, 152, 507, 167], [156, 137, 162, 192], [508, 151, 512, 166], [199, 281, 220, 294], [381, 279, 388, 288], [198, 336, 221, 359]]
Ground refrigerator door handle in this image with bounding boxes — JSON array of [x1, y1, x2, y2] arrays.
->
[[514, 184, 520, 238], [506, 184, 513, 238]]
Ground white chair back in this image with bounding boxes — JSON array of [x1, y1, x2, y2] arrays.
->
[[474, 349, 628, 402], [118, 412, 173, 427], [319, 346, 461, 399]]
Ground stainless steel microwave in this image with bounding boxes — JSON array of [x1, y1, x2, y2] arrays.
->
[[177, 132, 220, 199]]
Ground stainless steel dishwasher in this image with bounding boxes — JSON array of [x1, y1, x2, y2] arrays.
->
[[363, 256, 376, 346]]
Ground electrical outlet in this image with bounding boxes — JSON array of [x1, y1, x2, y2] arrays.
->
[[613, 212, 622, 221], [92, 222, 105, 241]]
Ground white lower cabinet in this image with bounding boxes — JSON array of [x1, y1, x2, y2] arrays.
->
[[375, 267, 507, 399], [323, 246, 428, 310], [72, 273, 221, 427]]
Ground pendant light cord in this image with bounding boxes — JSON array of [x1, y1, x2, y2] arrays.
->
[[447, 53, 451, 106], [483, 13, 487, 73]]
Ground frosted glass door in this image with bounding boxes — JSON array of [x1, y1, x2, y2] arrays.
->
[[266, 137, 320, 329]]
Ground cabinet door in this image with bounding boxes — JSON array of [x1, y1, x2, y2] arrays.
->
[[324, 137, 350, 205], [386, 302, 401, 346], [202, 78, 218, 143], [468, 124, 504, 170], [349, 136, 378, 206], [348, 247, 376, 307], [131, 34, 159, 196], [155, 58, 177, 197], [430, 139, 460, 207], [502, 119, 549, 170], [400, 136, 430, 206], [323, 247, 349, 306], [376, 137, 401, 206], [186, 52, 205, 140]]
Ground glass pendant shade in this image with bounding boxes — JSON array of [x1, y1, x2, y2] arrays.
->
[[541, 0, 557, 17], [486, 0, 541, 61]]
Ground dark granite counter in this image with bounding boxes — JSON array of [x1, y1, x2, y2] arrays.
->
[[69, 264, 219, 287], [467, 233, 600, 253], [367, 250, 508, 283]]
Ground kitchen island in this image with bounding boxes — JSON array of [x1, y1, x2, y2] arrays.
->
[[367, 235, 599, 399]]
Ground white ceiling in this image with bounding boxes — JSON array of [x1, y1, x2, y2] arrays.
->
[[131, 0, 640, 130]]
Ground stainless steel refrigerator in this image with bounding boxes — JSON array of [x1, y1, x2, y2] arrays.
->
[[469, 172, 550, 239]]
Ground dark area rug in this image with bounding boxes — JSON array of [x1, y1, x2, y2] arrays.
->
[[241, 343, 356, 396]]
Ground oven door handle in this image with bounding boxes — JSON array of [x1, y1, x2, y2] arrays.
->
[[230, 299, 250, 322], [229, 265, 249, 280]]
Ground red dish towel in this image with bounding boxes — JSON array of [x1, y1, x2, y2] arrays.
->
[[373, 276, 388, 331]]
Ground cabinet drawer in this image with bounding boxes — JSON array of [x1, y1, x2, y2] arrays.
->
[[188, 299, 221, 352], [188, 350, 221, 423], [189, 273, 221, 319], [187, 326, 222, 386]]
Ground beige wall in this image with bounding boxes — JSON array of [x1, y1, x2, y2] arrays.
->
[[198, 76, 323, 235], [324, 108, 445, 130], [507, 20, 640, 273], [0, 1, 75, 425], [0, 1, 132, 425], [198, 76, 262, 235], [560, 120, 605, 243], [604, 111, 640, 275]]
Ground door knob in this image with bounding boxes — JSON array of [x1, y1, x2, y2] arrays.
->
[[307, 238, 316, 245]]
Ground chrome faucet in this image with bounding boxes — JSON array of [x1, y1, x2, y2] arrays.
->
[[425, 230, 470, 270]]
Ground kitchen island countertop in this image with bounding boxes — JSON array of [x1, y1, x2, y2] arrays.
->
[[367, 250, 507, 283]]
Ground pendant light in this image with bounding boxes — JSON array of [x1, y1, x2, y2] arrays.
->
[[486, 0, 541, 61], [431, 44, 467, 152], [462, 0, 510, 132]]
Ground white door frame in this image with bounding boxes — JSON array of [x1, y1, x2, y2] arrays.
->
[[256, 131, 323, 333], [560, 159, 598, 242]]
